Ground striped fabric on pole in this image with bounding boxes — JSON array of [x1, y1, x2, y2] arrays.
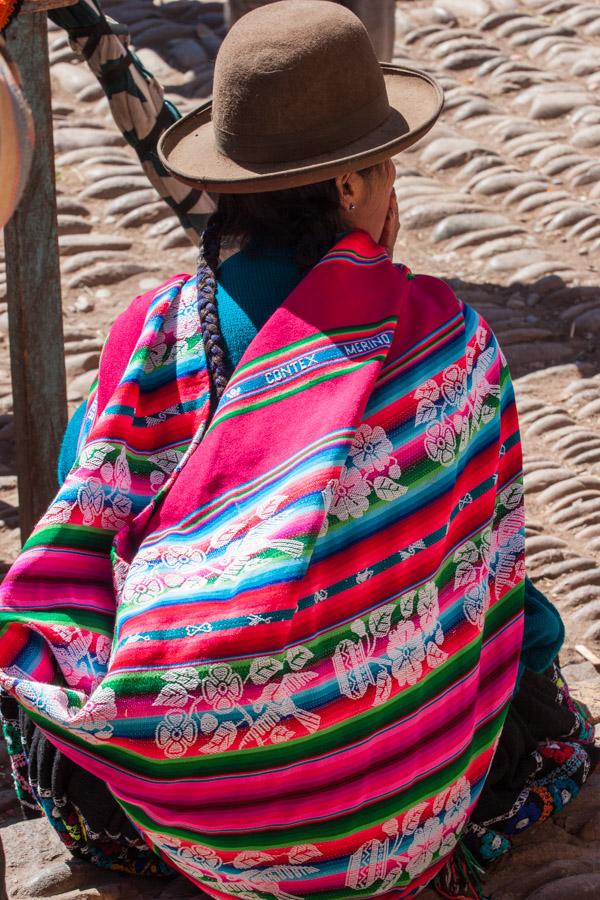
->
[[50, 0, 214, 242]]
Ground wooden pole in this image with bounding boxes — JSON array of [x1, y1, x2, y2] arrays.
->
[[4, 12, 67, 543]]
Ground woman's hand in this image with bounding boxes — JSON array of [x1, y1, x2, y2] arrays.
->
[[379, 188, 400, 259]]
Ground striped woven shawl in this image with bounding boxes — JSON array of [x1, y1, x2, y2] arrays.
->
[[0, 231, 525, 899]]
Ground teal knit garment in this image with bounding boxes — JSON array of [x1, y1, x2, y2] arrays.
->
[[57, 246, 564, 679], [209, 244, 305, 370]]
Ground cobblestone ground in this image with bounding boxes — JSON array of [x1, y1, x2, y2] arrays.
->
[[1, 1, 600, 897]]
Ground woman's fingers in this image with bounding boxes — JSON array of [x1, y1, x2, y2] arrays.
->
[[381, 189, 400, 257]]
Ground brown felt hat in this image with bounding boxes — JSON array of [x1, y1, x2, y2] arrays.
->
[[158, 0, 443, 193]]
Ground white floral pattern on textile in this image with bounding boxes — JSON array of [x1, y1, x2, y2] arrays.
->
[[96, 635, 112, 666], [15, 681, 71, 722], [441, 364, 467, 406], [453, 528, 493, 629], [37, 397, 195, 618], [215, 497, 305, 586], [163, 279, 202, 341], [151, 646, 321, 757], [328, 467, 371, 521], [349, 424, 394, 472], [24, 624, 111, 690], [463, 582, 489, 630], [416, 325, 501, 469], [423, 423, 456, 467], [324, 424, 407, 529], [143, 338, 168, 374], [50, 628, 93, 685], [442, 776, 471, 830], [14, 680, 119, 743], [121, 572, 164, 609], [148, 448, 185, 476], [38, 441, 138, 536], [454, 477, 525, 629], [388, 621, 425, 687], [202, 664, 244, 711], [73, 685, 117, 740], [153, 667, 200, 708], [178, 843, 223, 872], [145, 336, 194, 375], [161, 545, 207, 571], [332, 580, 447, 707], [155, 710, 198, 757], [345, 781, 472, 894], [119, 493, 307, 612], [490, 482, 526, 596], [405, 816, 443, 880], [151, 832, 321, 900]]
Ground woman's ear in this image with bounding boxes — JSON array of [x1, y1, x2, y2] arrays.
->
[[336, 172, 358, 212]]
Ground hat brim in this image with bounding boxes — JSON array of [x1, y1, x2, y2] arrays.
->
[[158, 66, 443, 193]]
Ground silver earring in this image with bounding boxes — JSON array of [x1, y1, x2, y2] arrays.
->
[[348, 202, 355, 211]]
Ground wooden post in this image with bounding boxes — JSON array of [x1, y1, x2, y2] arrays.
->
[[4, 12, 67, 543]]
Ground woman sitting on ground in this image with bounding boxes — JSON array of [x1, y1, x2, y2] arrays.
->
[[0, 3, 597, 898]]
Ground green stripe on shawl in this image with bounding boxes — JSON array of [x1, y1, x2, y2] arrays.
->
[[117, 709, 507, 853], [0, 607, 113, 636], [27, 629, 494, 776], [229, 318, 397, 382], [23, 524, 115, 554], [209, 356, 390, 431]]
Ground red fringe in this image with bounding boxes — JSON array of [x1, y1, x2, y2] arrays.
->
[[432, 839, 488, 900]]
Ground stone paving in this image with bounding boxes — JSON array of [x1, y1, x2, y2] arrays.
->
[[1, 1, 600, 897]]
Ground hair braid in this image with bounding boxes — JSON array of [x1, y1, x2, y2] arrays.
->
[[197, 212, 230, 414]]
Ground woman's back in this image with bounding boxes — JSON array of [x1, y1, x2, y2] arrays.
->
[[0, 230, 525, 897]]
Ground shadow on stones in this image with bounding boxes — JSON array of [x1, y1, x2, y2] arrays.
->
[[0, 500, 18, 528], [0, 414, 15, 478], [445, 275, 600, 380]]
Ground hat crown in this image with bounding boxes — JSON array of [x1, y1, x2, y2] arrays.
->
[[212, 0, 390, 164]]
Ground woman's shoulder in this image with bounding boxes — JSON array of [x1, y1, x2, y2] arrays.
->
[[97, 274, 191, 413], [401, 267, 494, 333], [391, 265, 467, 340], [106, 273, 193, 348], [110, 274, 192, 333], [399, 267, 463, 316], [389, 265, 502, 374]]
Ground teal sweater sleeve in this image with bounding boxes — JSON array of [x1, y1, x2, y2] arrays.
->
[[518, 576, 565, 681], [57, 399, 87, 486]]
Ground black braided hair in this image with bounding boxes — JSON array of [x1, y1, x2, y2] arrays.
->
[[197, 212, 231, 413]]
